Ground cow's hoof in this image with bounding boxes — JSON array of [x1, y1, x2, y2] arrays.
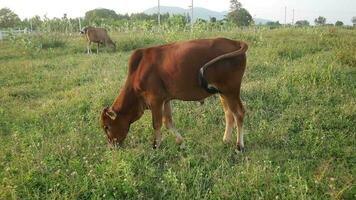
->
[[223, 137, 232, 144], [236, 144, 244, 153], [152, 141, 161, 149]]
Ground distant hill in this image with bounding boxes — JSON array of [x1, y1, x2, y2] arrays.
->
[[254, 18, 272, 25], [144, 6, 271, 24], [144, 6, 226, 21]]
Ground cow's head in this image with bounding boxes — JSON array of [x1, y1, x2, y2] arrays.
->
[[100, 106, 130, 147], [79, 27, 89, 35], [79, 28, 85, 35]]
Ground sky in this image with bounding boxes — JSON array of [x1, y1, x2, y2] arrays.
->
[[0, 0, 355, 25]]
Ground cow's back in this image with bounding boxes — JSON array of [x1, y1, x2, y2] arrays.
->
[[133, 38, 246, 101], [86, 28, 109, 43]]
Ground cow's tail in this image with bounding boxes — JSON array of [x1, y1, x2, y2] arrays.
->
[[198, 41, 248, 94]]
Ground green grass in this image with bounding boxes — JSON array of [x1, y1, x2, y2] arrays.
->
[[0, 27, 355, 199]]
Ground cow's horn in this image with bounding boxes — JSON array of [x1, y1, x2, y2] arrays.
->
[[105, 108, 117, 120]]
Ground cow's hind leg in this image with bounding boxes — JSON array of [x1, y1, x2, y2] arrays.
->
[[97, 43, 99, 54], [220, 96, 235, 144], [221, 94, 245, 152], [163, 101, 183, 145]]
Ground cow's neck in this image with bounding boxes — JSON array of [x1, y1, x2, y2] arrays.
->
[[111, 82, 143, 121]]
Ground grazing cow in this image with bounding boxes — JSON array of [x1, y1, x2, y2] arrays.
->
[[100, 38, 248, 151], [80, 26, 116, 54]]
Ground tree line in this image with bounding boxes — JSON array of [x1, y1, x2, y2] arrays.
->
[[1, 0, 355, 32], [0, 1, 252, 32]]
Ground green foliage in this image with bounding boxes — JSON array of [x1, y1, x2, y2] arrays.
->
[[266, 21, 282, 28], [227, 2, 253, 27], [29, 16, 42, 30], [0, 8, 21, 28], [335, 21, 344, 27], [314, 16, 326, 26], [295, 20, 310, 27], [0, 7, 238, 33], [0, 28, 355, 199], [85, 8, 119, 22], [227, 0, 252, 27], [229, 0, 242, 11], [166, 15, 189, 31], [209, 17, 217, 23], [351, 16, 356, 26], [8, 33, 67, 57], [114, 33, 164, 51]]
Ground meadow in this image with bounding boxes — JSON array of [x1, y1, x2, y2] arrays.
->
[[0, 27, 355, 199]]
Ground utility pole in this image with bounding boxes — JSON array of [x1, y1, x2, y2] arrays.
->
[[79, 17, 82, 31], [158, 0, 161, 28], [191, 0, 194, 31], [292, 9, 295, 25], [284, 6, 287, 27]]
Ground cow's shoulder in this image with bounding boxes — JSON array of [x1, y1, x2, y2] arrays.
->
[[128, 44, 171, 74], [128, 49, 144, 74]]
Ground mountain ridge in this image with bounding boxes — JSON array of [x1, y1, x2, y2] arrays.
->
[[144, 6, 271, 24]]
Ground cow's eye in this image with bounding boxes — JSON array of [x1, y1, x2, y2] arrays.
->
[[104, 125, 109, 130]]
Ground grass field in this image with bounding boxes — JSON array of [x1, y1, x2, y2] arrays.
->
[[0, 28, 355, 199]]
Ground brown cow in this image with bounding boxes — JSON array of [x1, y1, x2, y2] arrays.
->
[[100, 37, 248, 151], [80, 26, 116, 54]]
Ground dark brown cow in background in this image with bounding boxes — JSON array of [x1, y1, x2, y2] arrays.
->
[[80, 26, 116, 54], [100, 38, 248, 151]]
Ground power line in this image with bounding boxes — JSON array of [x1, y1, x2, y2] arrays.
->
[[284, 6, 287, 26], [158, 0, 160, 28], [191, 0, 194, 31]]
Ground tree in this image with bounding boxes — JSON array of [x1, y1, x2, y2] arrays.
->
[[167, 15, 188, 29], [295, 20, 310, 26], [314, 16, 326, 26], [22, 15, 42, 30], [335, 21, 344, 26], [85, 8, 119, 24], [352, 16, 356, 26], [266, 21, 281, 27], [0, 8, 21, 28], [227, 0, 253, 26], [210, 17, 217, 23], [229, 0, 242, 11]]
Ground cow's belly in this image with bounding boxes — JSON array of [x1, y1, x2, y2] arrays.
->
[[161, 69, 211, 101], [170, 88, 211, 101]]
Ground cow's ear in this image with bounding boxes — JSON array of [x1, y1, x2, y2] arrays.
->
[[102, 106, 109, 114], [105, 108, 117, 120]]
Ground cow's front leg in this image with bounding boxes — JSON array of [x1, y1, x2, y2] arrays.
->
[[87, 41, 91, 54], [163, 101, 183, 144], [151, 101, 164, 149]]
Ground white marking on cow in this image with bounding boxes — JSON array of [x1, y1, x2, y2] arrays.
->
[[239, 130, 244, 148], [223, 122, 233, 143]]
